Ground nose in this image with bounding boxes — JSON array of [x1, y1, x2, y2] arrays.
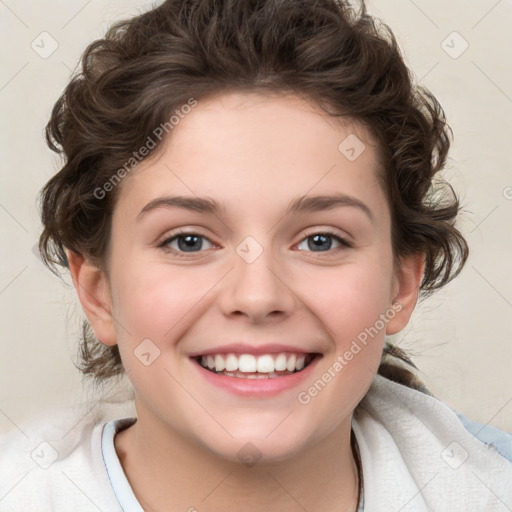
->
[[218, 242, 298, 323]]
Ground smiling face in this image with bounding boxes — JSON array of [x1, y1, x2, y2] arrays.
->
[[70, 91, 423, 463]]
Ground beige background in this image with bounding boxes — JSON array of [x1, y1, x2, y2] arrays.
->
[[1, 0, 511, 436]]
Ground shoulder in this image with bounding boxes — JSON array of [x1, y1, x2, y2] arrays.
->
[[454, 410, 512, 463], [353, 375, 512, 511], [362, 375, 512, 462], [0, 402, 127, 511]]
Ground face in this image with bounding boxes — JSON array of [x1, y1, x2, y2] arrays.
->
[[75, 92, 420, 463]]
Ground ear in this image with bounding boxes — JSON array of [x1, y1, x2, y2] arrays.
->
[[67, 249, 117, 346], [386, 253, 425, 335]]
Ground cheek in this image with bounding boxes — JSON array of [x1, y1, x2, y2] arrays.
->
[[302, 260, 393, 344], [111, 260, 214, 344], [292, 257, 393, 409]]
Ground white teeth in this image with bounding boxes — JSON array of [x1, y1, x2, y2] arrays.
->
[[239, 354, 257, 372], [214, 354, 225, 372], [198, 352, 313, 374], [274, 353, 287, 371], [225, 353, 238, 371], [256, 354, 274, 373]]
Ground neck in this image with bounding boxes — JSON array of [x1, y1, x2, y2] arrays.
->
[[115, 408, 360, 512]]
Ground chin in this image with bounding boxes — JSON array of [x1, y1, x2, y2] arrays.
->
[[197, 423, 316, 467]]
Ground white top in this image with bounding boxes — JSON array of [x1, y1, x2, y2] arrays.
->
[[1, 375, 511, 511]]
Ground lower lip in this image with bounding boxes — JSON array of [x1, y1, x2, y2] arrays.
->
[[191, 356, 321, 398]]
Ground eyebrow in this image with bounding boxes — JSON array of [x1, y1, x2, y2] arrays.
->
[[136, 193, 374, 223]]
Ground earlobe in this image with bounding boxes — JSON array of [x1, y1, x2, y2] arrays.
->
[[67, 249, 117, 346], [386, 253, 425, 336]]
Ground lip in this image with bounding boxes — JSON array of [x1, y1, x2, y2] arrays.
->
[[188, 343, 314, 358], [190, 353, 322, 398]]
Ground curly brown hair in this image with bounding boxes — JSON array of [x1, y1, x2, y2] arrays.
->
[[37, 0, 468, 390]]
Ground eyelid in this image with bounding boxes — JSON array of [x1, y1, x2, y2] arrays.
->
[[156, 228, 219, 260], [158, 229, 217, 252], [158, 228, 352, 258], [298, 227, 353, 247]]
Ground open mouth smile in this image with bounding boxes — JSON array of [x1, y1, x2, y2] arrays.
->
[[188, 343, 323, 396], [194, 352, 318, 379]]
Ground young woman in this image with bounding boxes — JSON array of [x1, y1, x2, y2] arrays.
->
[[1, 0, 510, 510]]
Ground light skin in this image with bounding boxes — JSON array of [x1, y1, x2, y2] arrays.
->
[[68, 91, 424, 512]]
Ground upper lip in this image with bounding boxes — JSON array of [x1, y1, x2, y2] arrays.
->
[[188, 343, 320, 358]]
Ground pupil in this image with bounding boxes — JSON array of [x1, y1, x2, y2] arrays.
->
[[309, 234, 332, 251], [178, 235, 202, 252]]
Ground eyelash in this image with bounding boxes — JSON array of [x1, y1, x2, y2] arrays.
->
[[158, 229, 352, 257]]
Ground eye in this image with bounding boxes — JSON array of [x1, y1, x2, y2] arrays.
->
[[159, 231, 215, 255], [296, 231, 351, 253], [158, 229, 351, 256]]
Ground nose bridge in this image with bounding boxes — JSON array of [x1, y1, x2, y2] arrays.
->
[[220, 234, 296, 320]]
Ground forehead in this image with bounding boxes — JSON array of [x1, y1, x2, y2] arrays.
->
[[162, 91, 378, 166], [115, 91, 388, 224]]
